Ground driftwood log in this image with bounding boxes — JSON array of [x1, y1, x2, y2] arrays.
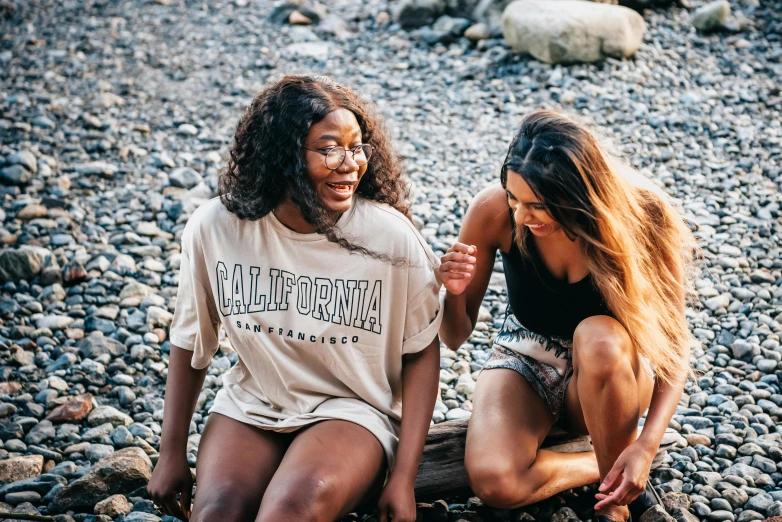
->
[[414, 419, 680, 499]]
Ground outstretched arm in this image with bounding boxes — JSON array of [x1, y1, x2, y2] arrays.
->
[[148, 346, 209, 520], [377, 337, 440, 522]]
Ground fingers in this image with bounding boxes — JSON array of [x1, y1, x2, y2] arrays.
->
[[162, 495, 186, 520], [441, 251, 477, 264], [448, 242, 476, 255], [180, 481, 193, 520], [441, 261, 475, 274], [594, 492, 616, 511], [595, 479, 637, 510], [443, 272, 471, 280], [599, 466, 621, 493]]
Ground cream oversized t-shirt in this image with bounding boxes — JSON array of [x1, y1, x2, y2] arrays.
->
[[169, 197, 443, 469]]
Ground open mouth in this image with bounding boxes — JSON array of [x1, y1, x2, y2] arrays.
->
[[326, 182, 356, 198], [327, 183, 353, 194], [527, 223, 548, 231]]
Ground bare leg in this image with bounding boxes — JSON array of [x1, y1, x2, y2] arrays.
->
[[190, 413, 292, 522], [465, 368, 600, 508], [255, 419, 386, 522], [564, 316, 655, 522]]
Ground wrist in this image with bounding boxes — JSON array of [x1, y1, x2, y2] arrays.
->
[[635, 433, 659, 456], [387, 466, 417, 486], [159, 438, 188, 457]]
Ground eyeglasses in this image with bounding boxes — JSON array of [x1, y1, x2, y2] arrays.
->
[[303, 144, 375, 170]]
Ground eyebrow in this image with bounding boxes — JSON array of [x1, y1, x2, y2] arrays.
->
[[316, 130, 361, 141]]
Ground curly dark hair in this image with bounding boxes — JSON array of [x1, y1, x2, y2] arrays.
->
[[218, 74, 410, 262]]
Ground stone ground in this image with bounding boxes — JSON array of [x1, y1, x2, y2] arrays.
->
[[0, 0, 781, 521]]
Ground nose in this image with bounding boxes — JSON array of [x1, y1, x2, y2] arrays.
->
[[513, 204, 527, 225], [337, 151, 360, 172]]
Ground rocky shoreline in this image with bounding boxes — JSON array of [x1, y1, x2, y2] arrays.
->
[[0, 0, 781, 520]]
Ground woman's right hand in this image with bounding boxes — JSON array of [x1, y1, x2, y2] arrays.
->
[[439, 243, 477, 296], [148, 451, 193, 521]]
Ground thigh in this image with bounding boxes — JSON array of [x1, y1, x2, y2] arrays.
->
[[256, 419, 386, 521], [562, 353, 655, 436], [191, 412, 291, 522], [466, 368, 555, 470]]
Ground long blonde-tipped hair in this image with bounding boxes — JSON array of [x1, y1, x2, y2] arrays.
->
[[501, 110, 697, 385]]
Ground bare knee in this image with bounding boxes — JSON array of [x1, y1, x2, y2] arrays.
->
[[573, 316, 632, 380], [466, 457, 534, 508], [256, 473, 334, 522], [192, 492, 256, 522]]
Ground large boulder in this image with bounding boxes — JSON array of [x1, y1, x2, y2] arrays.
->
[[502, 0, 645, 64], [52, 447, 152, 511], [0, 246, 56, 284]]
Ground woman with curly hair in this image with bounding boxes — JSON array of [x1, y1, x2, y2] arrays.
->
[[148, 75, 442, 522], [438, 110, 696, 522]]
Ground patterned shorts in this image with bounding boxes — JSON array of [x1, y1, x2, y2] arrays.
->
[[483, 312, 573, 420]]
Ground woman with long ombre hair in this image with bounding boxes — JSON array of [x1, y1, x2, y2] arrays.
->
[[438, 110, 696, 522]]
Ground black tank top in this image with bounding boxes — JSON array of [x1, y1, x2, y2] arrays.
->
[[500, 223, 611, 341]]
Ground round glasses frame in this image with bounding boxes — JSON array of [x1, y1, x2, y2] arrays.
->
[[303, 144, 375, 171]]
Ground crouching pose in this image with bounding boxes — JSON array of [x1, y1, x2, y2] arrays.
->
[[439, 110, 695, 522], [148, 75, 442, 522]]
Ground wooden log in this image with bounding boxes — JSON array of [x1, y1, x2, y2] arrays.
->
[[414, 419, 680, 499]]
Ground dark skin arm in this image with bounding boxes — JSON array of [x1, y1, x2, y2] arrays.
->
[[377, 337, 440, 522], [147, 345, 208, 520], [439, 184, 510, 350]]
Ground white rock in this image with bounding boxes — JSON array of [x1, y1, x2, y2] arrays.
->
[[455, 373, 476, 399], [445, 408, 472, 421], [704, 293, 731, 311], [693, 0, 730, 31], [111, 254, 137, 275], [86, 255, 111, 273], [177, 123, 198, 136], [36, 314, 74, 330], [286, 42, 330, 60], [439, 369, 458, 384], [87, 405, 133, 427], [75, 161, 117, 177], [141, 259, 166, 273], [120, 281, 156, 299], [146, 306, 174, 328], [502, 0, 645, 64]]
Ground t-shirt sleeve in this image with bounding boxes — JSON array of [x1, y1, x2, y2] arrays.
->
[[169, 224, 220, 370], [401, 243, 444, 355]]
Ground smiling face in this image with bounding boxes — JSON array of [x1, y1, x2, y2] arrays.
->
[[505, 170, 561, 238], [303, 108, 368, 215]]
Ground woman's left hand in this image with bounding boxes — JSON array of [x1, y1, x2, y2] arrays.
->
[[377, 474, 417, 522], [594, 440, 657, 511]]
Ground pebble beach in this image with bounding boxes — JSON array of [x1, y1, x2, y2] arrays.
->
[[0, 0, 781, 520]]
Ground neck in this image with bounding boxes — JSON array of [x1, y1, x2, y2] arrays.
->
[[273, 196, 339, 234]]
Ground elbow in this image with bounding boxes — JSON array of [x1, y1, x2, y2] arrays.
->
[[439, 329, 469, 352]]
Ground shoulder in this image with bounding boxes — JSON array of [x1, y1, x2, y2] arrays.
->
[[180, 197, 239, 246], [465, 184, 508, 223], [461, 183, 511, 247], [352, 199, 438, 266]]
